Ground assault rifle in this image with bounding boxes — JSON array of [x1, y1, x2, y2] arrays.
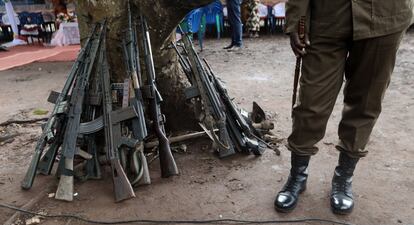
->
[[171, 41, 193, 83], [100, 39, 136, 202], [54, 22, 105, 201], [82, 67, 103, 180], [121, 0, 150, 185], [123, 0, 147, 141], [21, 24, 99, 190], [174, 30, 270, 156], [204, 59, 266, 155], [140, 15, 179, 177], [181, 33, 235, 158]]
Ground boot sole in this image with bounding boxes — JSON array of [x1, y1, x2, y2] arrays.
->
[[331, 203, 354, 215], [275, 202, 297, 213]]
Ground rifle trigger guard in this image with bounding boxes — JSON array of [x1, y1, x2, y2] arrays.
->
[[159, 114, 166, 124], [119, 136, 139, 149]]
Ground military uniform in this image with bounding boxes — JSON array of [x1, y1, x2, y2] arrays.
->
[[285, 0, 413, 158], [274, 0, 413, 214]]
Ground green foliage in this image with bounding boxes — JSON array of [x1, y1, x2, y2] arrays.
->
[[33, 109, 49, 116]]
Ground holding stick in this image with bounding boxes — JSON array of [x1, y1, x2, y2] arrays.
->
[[292, 17, 306, 111]]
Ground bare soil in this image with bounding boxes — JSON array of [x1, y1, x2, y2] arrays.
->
[[0, 32, 413, 225]]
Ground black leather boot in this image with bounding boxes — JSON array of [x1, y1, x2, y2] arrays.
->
[[330, 152, 359, 215], [274, 153, 310, 212]]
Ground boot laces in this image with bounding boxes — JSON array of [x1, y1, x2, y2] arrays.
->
[[283, 175, 304, 193], [333, 178, 347, 193], [285, 179, 299, 190], [333, 175, 351, 195]]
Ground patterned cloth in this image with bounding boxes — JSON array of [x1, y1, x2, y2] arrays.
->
[[246, 0, 260, 32]]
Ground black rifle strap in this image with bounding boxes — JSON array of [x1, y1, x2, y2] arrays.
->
[[60, 168, 75, 177]]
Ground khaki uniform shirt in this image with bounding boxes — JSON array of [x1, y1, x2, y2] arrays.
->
[[285, 0, 414, 40]]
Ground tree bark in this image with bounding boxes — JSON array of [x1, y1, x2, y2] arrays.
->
[[75, 0, 212, 131]]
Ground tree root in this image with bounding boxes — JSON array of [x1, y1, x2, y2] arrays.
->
[[0, 134, 19, 143], [0, 118, 48, 127]]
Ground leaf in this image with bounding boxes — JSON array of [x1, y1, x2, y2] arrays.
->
[[33, 109, 49, 116]]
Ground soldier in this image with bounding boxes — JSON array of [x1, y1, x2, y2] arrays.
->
[[274, 0, 413, 214]]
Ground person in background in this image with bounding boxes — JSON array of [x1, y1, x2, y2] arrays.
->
[[52, 0, 67, 16], [246, 0, 260, 38], [274, 0, 413, 215], [224, 0, 243, 50]]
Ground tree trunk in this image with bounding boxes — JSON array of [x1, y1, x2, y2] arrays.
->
[[75, 0, 212, 131]]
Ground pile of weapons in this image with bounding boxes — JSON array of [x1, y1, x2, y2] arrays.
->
[[173, 31, 274, 158], [20, 13, 274, 202]]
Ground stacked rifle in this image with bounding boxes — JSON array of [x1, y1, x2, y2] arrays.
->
[[173, 31, 274, 158], [21, 10, 179, 202], [21, 22, 108, 200]]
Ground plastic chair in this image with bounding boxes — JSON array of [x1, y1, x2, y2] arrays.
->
[[42, 12, 55, 22], [0, 15, 17, 43], [29, 12, 44, 25], [18, 11, 30, 25], [180, 8, 206, 50], [202, 0, 223, 39], [19, 12, 46, 44], [0, 26, 5, 44], [272, 3, 286, 33]]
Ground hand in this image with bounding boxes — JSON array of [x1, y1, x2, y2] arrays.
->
[[289, 32, 310, 57]]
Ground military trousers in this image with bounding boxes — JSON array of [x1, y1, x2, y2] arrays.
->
[[287, 30, 405, 158]]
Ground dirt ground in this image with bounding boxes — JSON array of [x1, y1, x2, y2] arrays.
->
[[0, 32, 413, 225]]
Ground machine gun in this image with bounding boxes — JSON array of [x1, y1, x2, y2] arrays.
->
[[140, 15, 179, 178], [21, 24, 99, 190], [180, 33, 235, 158]]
